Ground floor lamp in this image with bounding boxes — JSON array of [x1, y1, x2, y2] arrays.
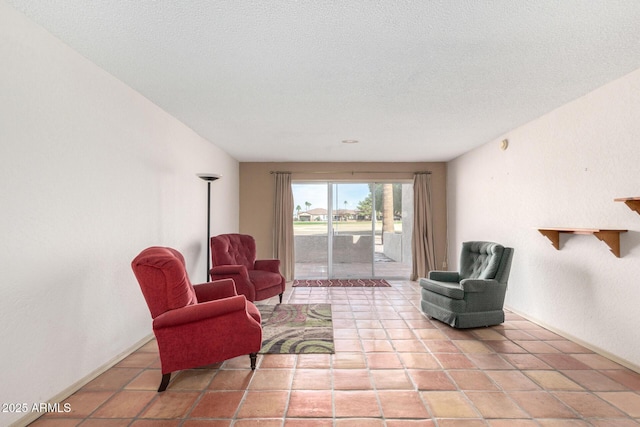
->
[[197, 173, 221, 281]]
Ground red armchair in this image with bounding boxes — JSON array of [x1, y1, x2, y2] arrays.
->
[[131, 246, 262, 392], [210, 234, 285, 303]]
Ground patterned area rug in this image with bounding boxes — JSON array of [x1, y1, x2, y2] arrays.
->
[[292, 279, 391, 287], [257, 304, 334, 354]]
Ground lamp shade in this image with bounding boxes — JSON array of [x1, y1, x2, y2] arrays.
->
[[197, 173, 221, 182]]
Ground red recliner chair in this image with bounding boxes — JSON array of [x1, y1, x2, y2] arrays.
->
[[210, 234, 285, 303], [131, 246, 262, 392]]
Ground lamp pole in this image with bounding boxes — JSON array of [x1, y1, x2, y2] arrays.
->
[[197, 173, 221, 281]]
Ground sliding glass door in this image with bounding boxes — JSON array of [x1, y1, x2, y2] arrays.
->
[[330, 183, 374, 278], [372, 183, 413, 279], [292, 183, 329, 279], [293, 181, 412, 279]]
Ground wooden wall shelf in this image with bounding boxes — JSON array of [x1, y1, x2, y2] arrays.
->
[[538, 228, 627, 258], [614, 197, 640, 216]]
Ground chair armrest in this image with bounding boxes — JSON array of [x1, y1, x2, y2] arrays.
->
[[153, 295, 247, 329], [254, 259, 281, 274], [193, 278, 237, 302], [428, 271, 460, 282], [460, 278, 499, 293], [211, 265, 247, 275]]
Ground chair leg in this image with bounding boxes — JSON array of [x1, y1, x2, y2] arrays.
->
[[278, 293, 283, 303], [250, 353, 257, 370], [158, 373, 171, 392]]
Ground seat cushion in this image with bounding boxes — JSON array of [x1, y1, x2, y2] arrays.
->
[[419, 278, 465, 300], [248, 270, 283, 290]]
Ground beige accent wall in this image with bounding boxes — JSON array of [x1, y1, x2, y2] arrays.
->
[[239, 162, 448, 272]]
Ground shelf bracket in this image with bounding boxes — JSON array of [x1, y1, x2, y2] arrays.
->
[[538, 229, 561, 250], [538, 228, 627, 258], [593, 230, 623, 258], [615, 197, 640, 216]]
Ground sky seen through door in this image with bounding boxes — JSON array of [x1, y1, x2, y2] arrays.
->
[[292, 183, 370, 213]]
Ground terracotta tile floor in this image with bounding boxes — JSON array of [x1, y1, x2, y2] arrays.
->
[[30, 281, 640, 426]]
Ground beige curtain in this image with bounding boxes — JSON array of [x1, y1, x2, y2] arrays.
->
[[411, 172, 437, 280], [273, 172, 295, 281]]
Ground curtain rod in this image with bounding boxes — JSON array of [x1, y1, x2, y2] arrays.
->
[[270, 170, 431, 175]]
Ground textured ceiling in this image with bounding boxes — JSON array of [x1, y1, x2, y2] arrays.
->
[[6, 1, 640, 162]]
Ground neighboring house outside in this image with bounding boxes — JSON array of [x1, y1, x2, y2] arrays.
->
[[299, 208, 328, 221], [332, 209, 358, 221]]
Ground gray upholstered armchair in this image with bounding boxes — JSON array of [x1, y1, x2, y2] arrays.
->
[[419, 241, 514, 328]]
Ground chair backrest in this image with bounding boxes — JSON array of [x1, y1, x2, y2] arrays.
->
[[131, 247, 198, 319], [210, 234, 256, 270], [459, 241, 505, 280]]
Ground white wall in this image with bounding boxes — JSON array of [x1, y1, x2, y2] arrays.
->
[[448, 67, 640, 370], [0, 4, 238, 425]]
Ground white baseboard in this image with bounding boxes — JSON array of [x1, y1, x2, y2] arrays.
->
[[11, 333, 154, 427], [505, 306, 640, 374]]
